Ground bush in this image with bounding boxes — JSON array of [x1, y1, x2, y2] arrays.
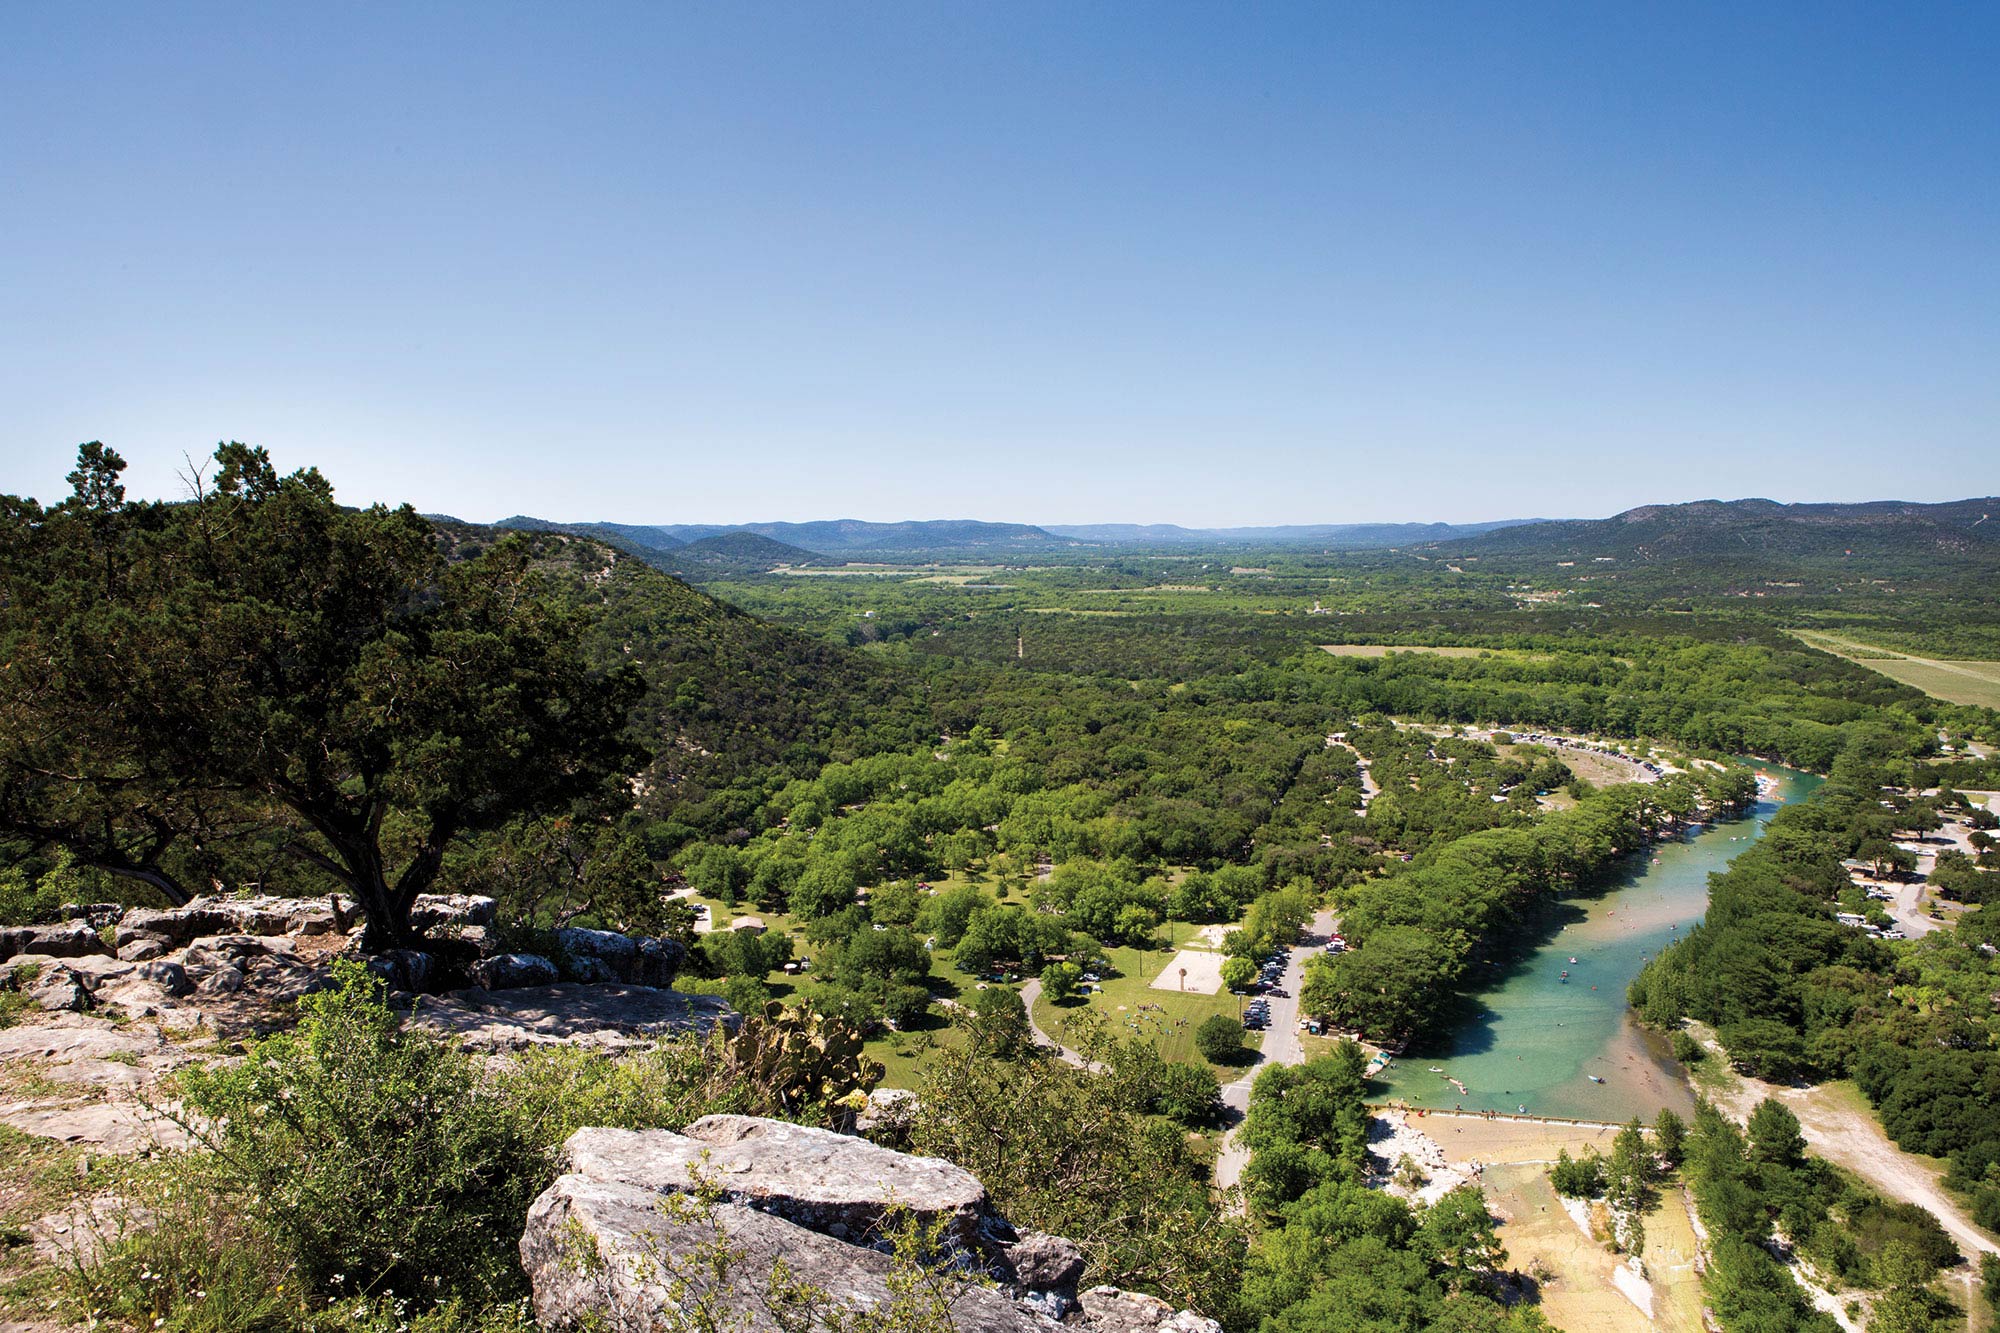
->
[[171, 961, 555, 1309], [1671, 1030, 1704, 1064], [66, 963, 756, 1332], [1194, 1013, 1244, 1064], [1550, 1148, 1607, 1198]]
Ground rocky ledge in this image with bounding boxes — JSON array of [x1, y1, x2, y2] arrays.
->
[[522, 1114, 1219, 1333]]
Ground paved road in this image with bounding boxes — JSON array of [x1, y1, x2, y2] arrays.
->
[[1214, 908, 1340, 1191], [1017, 976, 1092, 1069]]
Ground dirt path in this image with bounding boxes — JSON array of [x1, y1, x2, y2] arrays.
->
[[1325, 736, 1379, 807], [1700, 1045, 1997, 1260]]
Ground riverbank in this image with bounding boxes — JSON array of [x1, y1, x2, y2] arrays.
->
[[1373, 764, 1819, 1120]]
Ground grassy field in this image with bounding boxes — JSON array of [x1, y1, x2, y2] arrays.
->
[[1793, 631, 2000, 709], [1031, 920, 1257, 1066]]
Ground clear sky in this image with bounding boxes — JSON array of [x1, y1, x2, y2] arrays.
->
[[3, 3, 1996, 525]]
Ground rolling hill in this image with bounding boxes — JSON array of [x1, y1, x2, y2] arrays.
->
[[1043, 519, 1542, 547], [1445, 497, 2000, 564]]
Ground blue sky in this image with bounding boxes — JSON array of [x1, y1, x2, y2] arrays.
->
[[2, 4, 1995, 525]]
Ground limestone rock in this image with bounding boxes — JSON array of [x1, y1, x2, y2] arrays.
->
[[564, 1118, 990, 1246], [0, 1101, 194, 1155], [1076, 1287, 1224, 1333], [0, 920, 111, 963], [553, 928, 686, 988], [409, 893, 498, 933], [180, 934, 324, 1002], [409, 983, 734, 1053], [60, 903, 127, 929], [468, 952, 560, 990], [521, 1174, 1056, 1333], [26, 963, 92, 1013], [998, 1231, 1087, 1291], [365, 948, 437, 993]]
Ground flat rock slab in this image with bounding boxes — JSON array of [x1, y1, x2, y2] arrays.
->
[[565, 1117, 990, 1245], [0, 1018, 172, 1064], [522, 1174, 1057, 1333], [0, 1100, 194, 1154], [408, 983, 735, 1053]]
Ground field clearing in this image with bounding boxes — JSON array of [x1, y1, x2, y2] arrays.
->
[[1793, 631, 2000, 709], [1032, 923, 1248, 1065]]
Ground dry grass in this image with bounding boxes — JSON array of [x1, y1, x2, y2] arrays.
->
[[1793, 632, 2000, 709], [1483, 1163, 1707, 1333]]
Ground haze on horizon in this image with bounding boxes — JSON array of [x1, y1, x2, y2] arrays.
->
[[3, 4, 1996, 526]]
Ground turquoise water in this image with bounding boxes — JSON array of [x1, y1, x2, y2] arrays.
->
[[1373, 764, 1822, 1122]]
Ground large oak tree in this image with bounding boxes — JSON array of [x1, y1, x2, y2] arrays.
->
[[0, 443, 640, 948]]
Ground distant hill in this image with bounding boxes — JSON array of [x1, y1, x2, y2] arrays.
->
[[1445, 497, 2000, 563], [500, 516, 1064, 557], [656, 531, 822, 577], [495, 516, 687, 552], [655, 519, 1064, 554], [1043, 519, 1543, 547]]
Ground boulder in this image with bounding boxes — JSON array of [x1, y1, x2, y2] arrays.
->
[[1076, 1287, 1224, 1333], [26, 963, 92, 1013], [998, 1231, 1087, 1291], [563, 1118, 990, 1247], [523, 1118, 1218, 1332], [469, 953, 560, 991], [409, 894, 498, 933], [60, 902, 127, 930], [554, 928, 686, 988], [365, 948, 437, 994], [521, 1175, 1056, 1333], [1, 920, 112, 962], [409, 983, 735, 1054]]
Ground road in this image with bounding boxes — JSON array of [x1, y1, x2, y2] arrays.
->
[[1214, 907, 1340, 1191], [1017, 976, 1092, 1069]]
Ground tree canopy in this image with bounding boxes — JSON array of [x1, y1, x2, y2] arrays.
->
[[0, 444, 641, 947]]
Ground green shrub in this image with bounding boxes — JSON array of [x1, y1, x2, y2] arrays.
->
[[171, 961, 550, 1308], [1671, 1030, 1704, 1064], [1550, 1148, 1607, 1198]]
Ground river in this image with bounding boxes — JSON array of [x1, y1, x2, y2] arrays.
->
[[1372, 763, 1822, 1122]]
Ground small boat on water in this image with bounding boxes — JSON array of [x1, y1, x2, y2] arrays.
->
[[1559, 970, 1569, 981], [1568, 956, 1578, 964], [1588, 1074, 1605, 1084], [1429, 1066, 1444, 1073]]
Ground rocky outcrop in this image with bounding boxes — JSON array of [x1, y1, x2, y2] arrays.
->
[[521, 1117, 1221, 1333], [409, 983, 735, 1053], [553, 928, 686, 987], [1, 920, 112, 963], [1074, 1289, 1223, 1333], [3, 953, 195, 1016], [563, 1118, 991, 1247], [116, 895, 343, 951]]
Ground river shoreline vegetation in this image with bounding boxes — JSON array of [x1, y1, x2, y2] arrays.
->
[[5, 447, 2000, 1333]]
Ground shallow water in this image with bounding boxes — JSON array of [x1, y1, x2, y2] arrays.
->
[[1373, 764, 1821, 1122]]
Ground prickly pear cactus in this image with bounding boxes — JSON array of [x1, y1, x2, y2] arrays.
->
[[724, 1001, 886, 1123]]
